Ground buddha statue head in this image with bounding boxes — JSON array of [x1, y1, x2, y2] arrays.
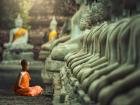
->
[[50, 16, 57, 31], [15, 14, 23, 28]]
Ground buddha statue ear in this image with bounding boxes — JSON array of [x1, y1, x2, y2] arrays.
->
[[15, 14, 23, 28]]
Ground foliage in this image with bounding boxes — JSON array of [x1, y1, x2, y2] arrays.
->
[[0, 0, 32, 29]]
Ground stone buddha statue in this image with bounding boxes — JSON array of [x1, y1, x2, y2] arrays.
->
[[51, 0, 95, 61], [41, 18, 71, 51], [41, 16, 58, 50], [48, 16, 58, 42], [3, 14, 33, 61], [39, 16, 58, 59], [4, 14, 33, 51]]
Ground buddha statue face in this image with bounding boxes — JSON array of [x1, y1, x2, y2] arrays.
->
[[15, 15, 23, 28]]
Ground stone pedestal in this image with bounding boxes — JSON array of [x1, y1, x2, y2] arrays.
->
[[3, 50, 34, 61]]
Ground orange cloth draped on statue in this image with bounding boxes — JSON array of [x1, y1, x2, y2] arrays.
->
[[48, 31, 57, 41], [14, 71, 43, 96], [13, 28, 27, 41]]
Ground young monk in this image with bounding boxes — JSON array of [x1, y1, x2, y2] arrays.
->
[[14, 59, 43, 96]]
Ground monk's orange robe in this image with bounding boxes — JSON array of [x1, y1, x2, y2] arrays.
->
[[48, 31, 57, 41], [14, 71, 43, 96]]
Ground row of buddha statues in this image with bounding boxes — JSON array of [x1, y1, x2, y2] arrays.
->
[[2, 0, 140, 61], [1, 0, 140, 104], [59, 15, 140, 105], [42, 0, 140, 105]]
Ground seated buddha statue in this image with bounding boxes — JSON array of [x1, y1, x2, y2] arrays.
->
[[48, 16, 58, 42], [51, 0, 108, 61], [41, 16, 58, 50], [41, 18, 71, 51], [51, 0, 89, 61], [4, 14, 33, 51], [2, 15, 33, 61]]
